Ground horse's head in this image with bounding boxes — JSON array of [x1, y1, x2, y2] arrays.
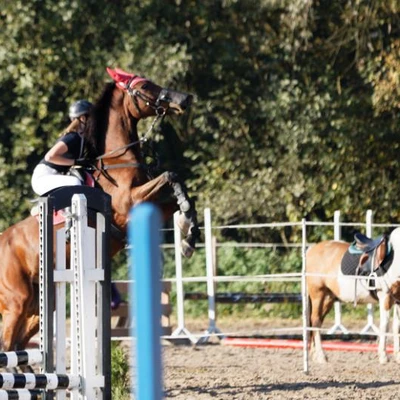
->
[[106, 67, 193, 118]]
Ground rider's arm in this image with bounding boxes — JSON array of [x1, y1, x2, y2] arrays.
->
[[44, 141, 75, 166]]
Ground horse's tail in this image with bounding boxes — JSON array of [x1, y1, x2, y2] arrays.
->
[[306, 294, 313, 347]]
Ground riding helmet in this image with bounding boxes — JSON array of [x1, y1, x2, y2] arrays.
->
[[69, 99, 93, 121]]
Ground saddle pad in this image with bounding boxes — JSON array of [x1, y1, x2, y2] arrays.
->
[[341, 251, 362, 276], [341, 246, 394, 277]]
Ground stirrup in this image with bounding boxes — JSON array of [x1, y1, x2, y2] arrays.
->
[[366, 272, 378, 290]]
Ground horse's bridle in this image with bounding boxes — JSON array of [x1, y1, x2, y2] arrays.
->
[[129, 86, 170, 118]]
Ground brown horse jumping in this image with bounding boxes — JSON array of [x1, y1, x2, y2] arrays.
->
[[0, 67, 200, 350], [306, 227, 400, 364]]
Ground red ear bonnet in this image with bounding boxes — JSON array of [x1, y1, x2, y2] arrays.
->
[[106, 67, 147, 90]]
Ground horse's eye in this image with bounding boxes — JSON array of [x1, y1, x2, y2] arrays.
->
[[141, 83, 148, 90]]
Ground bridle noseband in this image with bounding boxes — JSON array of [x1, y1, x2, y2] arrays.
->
[[130, 88, 169, 118]]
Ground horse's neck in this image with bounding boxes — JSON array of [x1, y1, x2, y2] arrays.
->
[[104, 110, 141, 159], [101, 112, 147, 214]]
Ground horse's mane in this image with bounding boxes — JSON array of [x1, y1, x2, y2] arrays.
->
[[84, 82, 116, 158]]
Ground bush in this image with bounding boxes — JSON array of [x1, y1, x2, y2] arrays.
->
[[162, 244, 303, 319], [111, 342, 131, 399]]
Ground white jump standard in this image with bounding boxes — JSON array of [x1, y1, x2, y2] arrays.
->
[[0, 187, 112, 400]]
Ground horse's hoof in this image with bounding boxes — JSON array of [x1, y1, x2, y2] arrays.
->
[[317, 356, 328, 364], [379, 354, 389, 364], [180, 200, 190, 213], [311, 350, 327, 364], [181, 240, 195, 258]]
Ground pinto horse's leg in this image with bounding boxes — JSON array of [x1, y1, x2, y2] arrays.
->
[[393, 304, 400, 363], [308, 290, 335, 363], [377, 294, 390, 364], [131, 171, 200, 257]]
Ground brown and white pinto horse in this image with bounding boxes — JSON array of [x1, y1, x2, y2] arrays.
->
[[306, 227, 400, 364], [0, 67, 200, 351]]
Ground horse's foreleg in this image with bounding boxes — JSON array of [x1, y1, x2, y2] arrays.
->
[[0, 271, 36, 351], [309, 297, 327, 363], [19, 315, 40, 350], [132, 172, 200, 257], [18, 288, 40, 350], [166, 173, 200, 256], [393, 304, 400, 363], [1, 309, 28, 351], [136, 172, 191, 215], [309, 290, 335, 363], [378, 296, 390, 364]]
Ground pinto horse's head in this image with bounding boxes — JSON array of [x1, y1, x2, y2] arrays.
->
[[106, 67, 193, 117]]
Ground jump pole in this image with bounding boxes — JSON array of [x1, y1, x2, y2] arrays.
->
[[129, 203, 163, 400]]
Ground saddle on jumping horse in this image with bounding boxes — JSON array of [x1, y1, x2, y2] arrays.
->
[[30, 171, 125, 243], [341, 232, 393, 293]]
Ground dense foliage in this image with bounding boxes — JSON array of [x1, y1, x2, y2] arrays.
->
[[1, 0, 399, 242]]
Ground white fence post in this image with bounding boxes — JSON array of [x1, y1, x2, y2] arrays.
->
[[198, 208, 222, 343], [171, 212, 196, 343], [301, 218, 309, 374]]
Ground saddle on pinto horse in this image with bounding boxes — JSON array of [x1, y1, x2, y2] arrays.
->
[[354, 232, 387, 254], [341, 232, 393, 292]]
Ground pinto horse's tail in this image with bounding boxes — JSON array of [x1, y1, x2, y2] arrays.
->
[[305, 293, 314, 348]]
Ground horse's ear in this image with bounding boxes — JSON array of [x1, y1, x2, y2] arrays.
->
[[106, 67, 118, 80], [114, 67, 132, 76], [106, 67, 147, 91], [106, 67, 130, 89]]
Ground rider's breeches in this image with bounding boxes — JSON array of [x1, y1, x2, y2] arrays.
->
[[31, 164, 82, 196]]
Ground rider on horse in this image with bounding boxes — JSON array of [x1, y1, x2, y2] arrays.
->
[[30, 99, 122, 309], [31, 99, 93, 196]]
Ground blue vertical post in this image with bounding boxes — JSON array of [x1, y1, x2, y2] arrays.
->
[[129, 203, 163, 400]]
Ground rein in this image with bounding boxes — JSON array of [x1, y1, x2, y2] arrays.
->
[[95, 112, 164, 162]]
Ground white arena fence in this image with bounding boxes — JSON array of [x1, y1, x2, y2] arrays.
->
[[114, 207, 400, 373], [160, 209, 398, 341], [1, 199, 395, 377]]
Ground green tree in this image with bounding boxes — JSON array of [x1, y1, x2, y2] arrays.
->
[[0, 0, 399, 244]]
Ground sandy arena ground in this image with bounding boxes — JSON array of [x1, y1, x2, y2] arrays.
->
[[162, 317, 400, 399], [163, 344, 400, 400]]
